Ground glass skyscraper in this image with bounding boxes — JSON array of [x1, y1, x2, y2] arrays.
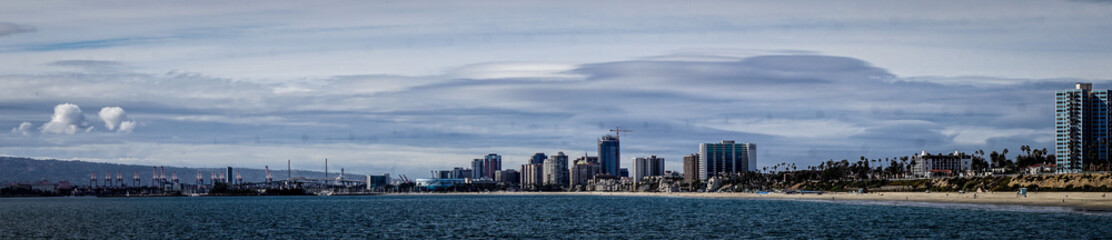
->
[[1055, 83, 1110, 173], [698, 141, 756, 180], [530, 153, 547, 165], [598, 135, 620, 176]]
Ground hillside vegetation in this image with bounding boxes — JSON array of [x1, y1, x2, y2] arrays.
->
[[787, 173, 1112, 192]]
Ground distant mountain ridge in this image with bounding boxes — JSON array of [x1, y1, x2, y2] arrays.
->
[[0, 157, 367, 185]]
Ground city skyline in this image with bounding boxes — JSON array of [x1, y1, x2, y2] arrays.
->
[[3, 1, 1112, 179]]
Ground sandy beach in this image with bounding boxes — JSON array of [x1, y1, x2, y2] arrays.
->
[[394, 191, 1112, 210]]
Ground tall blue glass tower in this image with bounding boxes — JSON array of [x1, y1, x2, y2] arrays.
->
[[1055, 83, 1110, 173], [598, 135, 620, 176]]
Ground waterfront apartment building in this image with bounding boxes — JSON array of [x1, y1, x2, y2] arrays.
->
[[1056, 83, 1111, 173], [543, 152, 570, 187], [909, 151, 972, 178], [598, 135, 620, 176], [633, 155, 665, 182], [698, 141, 757, 180], [520, 163, 544, 188], [683, 154, 699, 184]]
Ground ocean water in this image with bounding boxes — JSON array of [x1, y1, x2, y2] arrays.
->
[[1, 195, 1110, 239]]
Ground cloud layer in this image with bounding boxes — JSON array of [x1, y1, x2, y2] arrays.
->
[[0, 53, 1084, 178], [0, 1, 1109, 177]]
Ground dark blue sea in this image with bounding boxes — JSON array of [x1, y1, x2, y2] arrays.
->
[[1, 194, 1111, 239]]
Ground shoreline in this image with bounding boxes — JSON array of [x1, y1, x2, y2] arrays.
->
[[387, 191, 1112, 211]]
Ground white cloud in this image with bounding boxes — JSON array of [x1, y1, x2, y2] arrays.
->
[[117, 121, 137, 133], [98, 107, 126, 130], [98, 106, 138, 133], [11, 122, 33, 136], [40, 103, 89, 135]]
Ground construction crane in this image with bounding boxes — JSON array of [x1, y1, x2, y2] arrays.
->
[[610, 127, 633, 140]]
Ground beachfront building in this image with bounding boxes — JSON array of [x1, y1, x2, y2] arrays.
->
[[1056, 83, 1112, 173], [598, 135, 620, 176], [521, 163, 544, 189], [543, 152, 570, 188], [683, 154, 699, 184], [909, 151, 973, 178], [698, 141, 757, 180], [632, 155, 665, 182]]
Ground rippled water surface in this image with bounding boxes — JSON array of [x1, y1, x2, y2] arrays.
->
[[2, 195, 1110, 239]]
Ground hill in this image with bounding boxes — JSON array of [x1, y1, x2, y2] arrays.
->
[[0, 157, 368, 186]]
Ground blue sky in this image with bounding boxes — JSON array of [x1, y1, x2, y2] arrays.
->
[[2, 1, 1111, 178]]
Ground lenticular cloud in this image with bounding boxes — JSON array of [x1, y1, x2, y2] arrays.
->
[[99, 106, 137, 133]]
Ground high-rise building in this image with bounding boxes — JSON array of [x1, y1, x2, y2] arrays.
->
[[484, 153, 502, 179], [570, 155, 602, 187], [226, 167, 234, 184], [471, 159, 484, 179], [521, 163, 544, 188], [633, 155, 665, 182], [530, 153, 547, 165], [698, 141, 757, 180], [683, 154, 699, 184], [1056, 83, 1110, 173], [543, 152, 570, 187], [598, 135, 620, 176]]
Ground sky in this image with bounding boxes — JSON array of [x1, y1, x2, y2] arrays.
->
[[2, 1, 1112, 178]]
